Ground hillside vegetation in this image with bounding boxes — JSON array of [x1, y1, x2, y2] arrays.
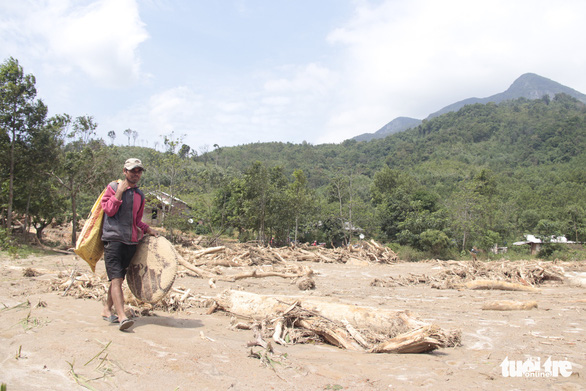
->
[[197, 94, 586, 259], [2, 56, 585, 261]]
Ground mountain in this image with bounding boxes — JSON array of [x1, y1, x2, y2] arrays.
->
[[352, 116, 422, 142], [427, 73, 586, 119], [352, 73, 586, 142]]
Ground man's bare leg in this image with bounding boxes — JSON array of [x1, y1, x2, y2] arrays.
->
[[101, 284, 116, 319], [109, 278, 128, 321], [110, 278, 134, 331]]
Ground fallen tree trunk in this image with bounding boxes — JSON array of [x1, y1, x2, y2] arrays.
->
[[481, 300, 538, 311], [214, 290, 426, 333], [232, 269, 303, 281], [212, 290, 460, 354], [177, 257, 223, 279], [464, 280, 540, 292], [190, 246, 226, 258]]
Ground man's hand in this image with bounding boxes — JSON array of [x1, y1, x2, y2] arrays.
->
[[147, 227, 159, 237], [115, 179, 130, 200]]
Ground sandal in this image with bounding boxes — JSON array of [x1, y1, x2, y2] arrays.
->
[[102, 314, 119, 323], [119, 318, 135, 331]]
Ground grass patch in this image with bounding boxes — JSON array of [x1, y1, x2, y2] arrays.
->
[[67, 340, 131, 390], [19, 311, 49, 331], [1, 300, 31, 313], [0, 245, 56, 259]]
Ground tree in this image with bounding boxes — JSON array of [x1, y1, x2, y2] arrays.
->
[[213, 144, 223, 168], [179, 144, 191, 159], [0, 57, 48, 231], [265, 166, 293, 244], [420, 229, 451, 256], [123, 128, 133, 146], [21, 114, 67, 237], [447, 170, 499, 252], [70, 115, 97, 143], [242, 161, 271, 243], [326, 175, 351, 245], [566, 204, 585, 242], [447, 182, 483, 252], [288, 169, 313, 243], [148, 132, 192, 243], [107, 130, 116, 145], [213, 175, 246, 239], [371, 166, 448, 252], [213, 161, 296, 245], [51, 116, 114, 246]]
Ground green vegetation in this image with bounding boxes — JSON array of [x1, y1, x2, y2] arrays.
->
[[1, 57, 585, 260]]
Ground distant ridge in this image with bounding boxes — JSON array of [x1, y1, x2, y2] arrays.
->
[[426, 73, 586, 119], [352, 117, 422, 142], [352, 73, 586, 142]]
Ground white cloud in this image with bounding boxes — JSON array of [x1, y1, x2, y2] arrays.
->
[[264, 63, 337, 95], [103, 61, 340, 149], [0, 0, 148, 87], [318, 0, 586, 143], [6, 0, 586, 149]]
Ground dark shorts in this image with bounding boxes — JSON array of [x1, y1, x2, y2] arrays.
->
[[103, 241, 137, 281]]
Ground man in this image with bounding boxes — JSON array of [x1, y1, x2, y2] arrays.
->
[[470, 246, 479, 265], [100, 158, 158, 331]]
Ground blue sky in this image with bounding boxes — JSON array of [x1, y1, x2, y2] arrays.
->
[[2, 0, 586, 153]]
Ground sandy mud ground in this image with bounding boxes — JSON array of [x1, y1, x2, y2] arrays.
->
[[1, 252, 584, 391]]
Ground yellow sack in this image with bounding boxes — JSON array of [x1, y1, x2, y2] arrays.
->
[[74, 187, 107, 272]]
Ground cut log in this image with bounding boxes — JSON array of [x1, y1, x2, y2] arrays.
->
[[126, 236, 178, 304], [191, 246, 226, 258], [177, 257, 219, 279], [296, 318, 362, 351], [481, 300, 538, 311], [369, 325, 448, 354]]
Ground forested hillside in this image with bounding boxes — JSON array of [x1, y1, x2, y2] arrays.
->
[[197, 94, 586, 259], [2, 56, 585, 260]]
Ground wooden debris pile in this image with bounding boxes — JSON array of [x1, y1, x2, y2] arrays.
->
[[125, 286, 215, 316], [176, 240, 396, 289], [371, 260, 567, 290], [177, 240, 398, 267], [49, 271, 108, 300], [49, 272, 211, 315], [212, 290, 461, 354]]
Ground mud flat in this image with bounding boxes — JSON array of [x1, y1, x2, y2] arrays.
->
[[1, 252, 584, 390]]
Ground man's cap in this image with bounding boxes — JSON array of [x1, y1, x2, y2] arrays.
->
[[124, 158, 145, 171]]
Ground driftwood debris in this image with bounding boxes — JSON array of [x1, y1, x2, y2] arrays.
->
[[564, 272, 586, 288], [369, 324, 454, 354], [50, 273, 213, 314], [177, 241, 398, 269], [371, 260, 567, 290], [211, 289, 461, 354], [175, 241, 395, 289], [481, 300, 538, 311], [178, 255, 313, 286], [464, 280, 540, 292]]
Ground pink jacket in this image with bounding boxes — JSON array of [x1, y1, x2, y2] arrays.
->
[[101, 181, 149, 244]]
